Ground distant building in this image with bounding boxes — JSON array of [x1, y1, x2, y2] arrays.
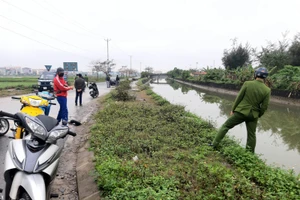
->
[[153, 71, 162, 74], [0, 67, 6, 75], [32, 69, 47, 75], [4, 66, 21, 75], [22, 67, 32, 75]]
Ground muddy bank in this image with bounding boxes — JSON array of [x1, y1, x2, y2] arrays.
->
[[175, 79, 300, 107], [0, 88, 33, 97], [50, 98, 101, 200]]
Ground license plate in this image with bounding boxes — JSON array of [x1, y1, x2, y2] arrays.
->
[[43, 87, 47, 89]]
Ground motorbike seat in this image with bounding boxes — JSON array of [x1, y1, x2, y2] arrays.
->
[[36, 115, 58, 132]]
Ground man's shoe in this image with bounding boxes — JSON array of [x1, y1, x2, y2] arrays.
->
[[208, 143, 214, 147], [75, 103, 77, 106], [208, 143, 218, 150]]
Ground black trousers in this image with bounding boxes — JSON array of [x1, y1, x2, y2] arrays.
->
[[75, 90, 83, 105]]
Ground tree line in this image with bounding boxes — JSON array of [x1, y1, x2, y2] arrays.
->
[[222, 32, 300, 71], [167, 32, 300, 91]]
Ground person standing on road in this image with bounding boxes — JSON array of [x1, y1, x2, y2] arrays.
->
[[210, 67, 271, 153], [53, 67, 73, 125], [74, 73, 85, 106], [106, 74, 110, 88], [116, 75, 120, 86]]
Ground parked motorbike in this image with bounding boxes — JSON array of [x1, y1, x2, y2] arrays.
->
[[88, 82, 99, 98], [0, 110, 80, 200], [10, 94, 56, 139]]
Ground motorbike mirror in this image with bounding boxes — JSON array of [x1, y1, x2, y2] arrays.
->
[[68, 119, 81, 126]]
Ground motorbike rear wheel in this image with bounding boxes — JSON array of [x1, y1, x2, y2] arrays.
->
[[0, 118, 9, 136]]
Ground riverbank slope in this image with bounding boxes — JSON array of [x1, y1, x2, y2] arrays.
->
[[174, 79, 300, 106], [83, 80, 300, 199]]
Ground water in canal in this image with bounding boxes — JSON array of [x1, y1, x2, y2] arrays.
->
[[151, 80, 300, 174]]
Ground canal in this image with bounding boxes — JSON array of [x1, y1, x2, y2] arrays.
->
[[151, 80, 300, 174]]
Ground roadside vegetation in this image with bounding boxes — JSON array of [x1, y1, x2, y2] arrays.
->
[[0, 77, 37, 89], [0, 77, 37, 96], [0, 75, 106, 97], [89, 80, 300, 199]]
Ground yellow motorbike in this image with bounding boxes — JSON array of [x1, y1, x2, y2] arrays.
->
[[11, 94, 56, 139]]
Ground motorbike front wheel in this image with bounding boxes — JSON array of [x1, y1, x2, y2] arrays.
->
[[19, 191, 31, 200], [0, 118, 9, 136], [6, 189, 32, 200]]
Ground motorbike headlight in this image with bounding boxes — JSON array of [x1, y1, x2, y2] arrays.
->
[[46, 127, 68, 143], [50, 81, 53, 86], [29, 98, 42, 107], [38, 82, 41, 85], [25, 117, 47, 139]]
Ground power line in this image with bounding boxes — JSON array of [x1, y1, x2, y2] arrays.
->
[[1, 0, 86, 36], [0, 14, 88, 52], [31, 0, 107, 39], [36, 0, 141, 62], [0, 25, 93, 60], [32, 0, 146, 67], [1, 0, 145, 67]]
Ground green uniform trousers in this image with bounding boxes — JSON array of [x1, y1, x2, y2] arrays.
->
[[212, 111, 258, 153]]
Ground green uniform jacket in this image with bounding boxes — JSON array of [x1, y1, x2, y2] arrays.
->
[[232, 79, 271, 118]]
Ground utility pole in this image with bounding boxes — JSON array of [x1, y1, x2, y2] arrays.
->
[[130, 55, 132, 77], [140, 62, 141, 74], [105, 38, 111, 73]]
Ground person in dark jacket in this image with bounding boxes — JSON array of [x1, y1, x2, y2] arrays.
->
[[106, 74, 110, 88], [116, 75, 120, 86], [210, 67, 271, 153], [74, 73, 85, 106], [53, 67, 73, 125]]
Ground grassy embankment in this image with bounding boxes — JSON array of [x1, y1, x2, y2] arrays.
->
[[0, 77, 38, 97], [89, 79, 300, 199]]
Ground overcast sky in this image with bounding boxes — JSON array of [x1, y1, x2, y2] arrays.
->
[[0, 0, 299, 72]]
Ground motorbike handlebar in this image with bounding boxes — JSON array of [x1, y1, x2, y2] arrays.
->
[[68, 131, 77, 137], [44, 97, 55, 101], [49, 103, 56, 105], [0, 110, 17, 119], [11, 96, 21, 100]]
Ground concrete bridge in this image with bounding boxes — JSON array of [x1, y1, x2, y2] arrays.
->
[[150, 73, 170, 84]]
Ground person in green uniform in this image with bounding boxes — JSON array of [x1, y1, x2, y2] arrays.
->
[[211, 67, 271, 153]]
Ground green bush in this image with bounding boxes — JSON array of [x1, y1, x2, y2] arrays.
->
[[111, 80, 135, 101]]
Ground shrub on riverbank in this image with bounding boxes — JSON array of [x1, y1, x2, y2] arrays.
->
[[90, 88, 300, 199], [110, 80, 136, 101]]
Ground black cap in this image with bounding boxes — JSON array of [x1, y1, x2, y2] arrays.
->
[[56, 67, 64, 74]]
